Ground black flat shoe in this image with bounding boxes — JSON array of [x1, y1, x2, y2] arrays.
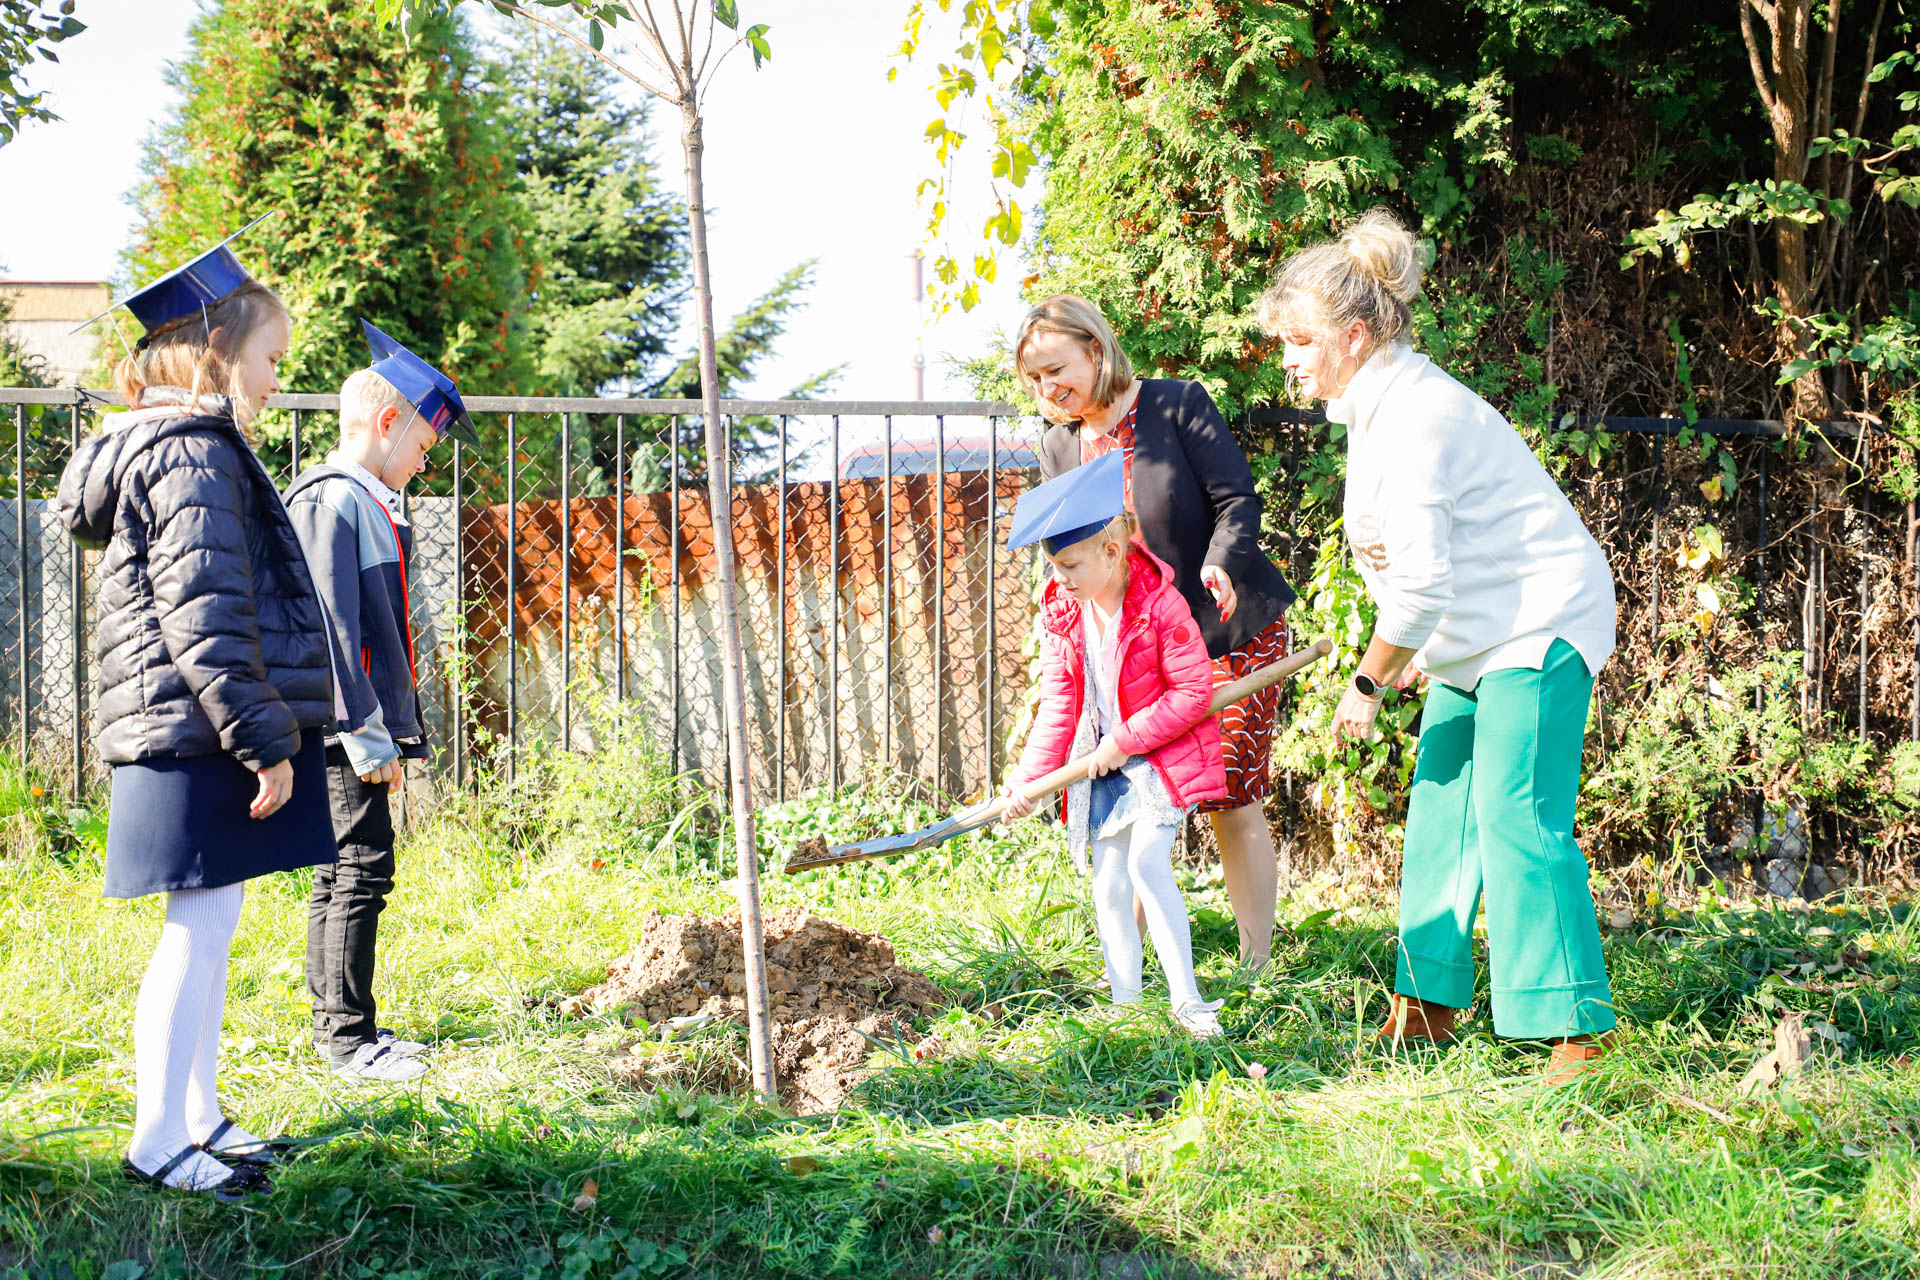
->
[[122, 1146, 272, 1202], [196, 1118, 298, 1167]]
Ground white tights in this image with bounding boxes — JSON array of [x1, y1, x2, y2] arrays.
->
[[126, 884, 260, 1188], [1089, 818, 1204, 1010]]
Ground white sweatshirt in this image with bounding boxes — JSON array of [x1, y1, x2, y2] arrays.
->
[[1329, 344, 1616, 691]]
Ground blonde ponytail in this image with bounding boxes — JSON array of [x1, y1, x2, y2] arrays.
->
[[1255, 207, 1428, 351]]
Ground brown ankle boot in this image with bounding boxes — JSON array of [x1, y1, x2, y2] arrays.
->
[[1544, 1033, 1612, 1086], [1375, 995, 1457, 1045]]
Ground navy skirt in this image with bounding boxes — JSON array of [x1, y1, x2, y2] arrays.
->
[[103, 732, 337, 899]]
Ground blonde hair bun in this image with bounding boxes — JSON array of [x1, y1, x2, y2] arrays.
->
[[1340, 208, 1425, 305], [1254, 205, 1430, 351]]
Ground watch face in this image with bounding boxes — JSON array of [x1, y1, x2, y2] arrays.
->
[[1355, 674, 1379, 697]]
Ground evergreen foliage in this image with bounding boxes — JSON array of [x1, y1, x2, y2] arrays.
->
[[493, 21, 685, 398], [122, 0, 533, 435]]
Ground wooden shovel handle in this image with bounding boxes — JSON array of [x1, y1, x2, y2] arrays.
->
[[974, 636, 1334, 820]]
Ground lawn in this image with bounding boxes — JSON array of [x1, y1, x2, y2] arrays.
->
[[1, 754, 1917, 1279]]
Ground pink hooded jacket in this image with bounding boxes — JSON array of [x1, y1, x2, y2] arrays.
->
[[1011, 543, 1228, 817]]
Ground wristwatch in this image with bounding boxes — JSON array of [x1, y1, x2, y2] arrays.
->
[[1353, 672, 1382, 699]]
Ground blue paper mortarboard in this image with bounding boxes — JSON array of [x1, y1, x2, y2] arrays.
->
[[72, 211, 279, 345], [1008, 451, 1126, 554], [360, 318, 480, 447]]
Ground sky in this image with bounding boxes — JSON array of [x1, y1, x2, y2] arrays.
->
[[0, 0, 1029, 403]]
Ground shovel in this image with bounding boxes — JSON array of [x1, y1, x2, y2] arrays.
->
[[783, 637, 1332, 874]]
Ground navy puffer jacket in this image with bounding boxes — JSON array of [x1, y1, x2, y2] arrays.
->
[[55, 394, 335, 767]]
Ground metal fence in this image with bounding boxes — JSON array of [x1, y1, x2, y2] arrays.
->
[[3, 387, 1914, 888], [0, 388, 1044, 814]]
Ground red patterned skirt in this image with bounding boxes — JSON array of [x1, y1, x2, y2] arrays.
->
[[1195, 614, 1292, 814]]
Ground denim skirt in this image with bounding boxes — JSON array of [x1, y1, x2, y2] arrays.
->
[[103, 732, 337, 899]]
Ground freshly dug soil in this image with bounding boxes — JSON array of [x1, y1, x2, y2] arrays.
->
[[576, 906, 944, 1114]]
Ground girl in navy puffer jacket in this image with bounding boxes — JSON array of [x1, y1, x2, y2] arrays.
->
[[54, 257, 332, 1200]]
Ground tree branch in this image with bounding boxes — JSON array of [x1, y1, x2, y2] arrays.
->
[[1740, 0, 1778, 116], [496, 2, 675, 99], [1816, 0, 1839, 188], [1851, 0, 1887, 138], [623, 0, 685, 99]]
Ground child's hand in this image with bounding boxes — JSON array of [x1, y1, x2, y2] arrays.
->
[[1087, 735, 1128, 778], [360, 759, 404, 791], [998, 782, 1037, 823]]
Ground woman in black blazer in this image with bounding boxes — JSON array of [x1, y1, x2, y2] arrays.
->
[[1016, 295, 1297, 971]]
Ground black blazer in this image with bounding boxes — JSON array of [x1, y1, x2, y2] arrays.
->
[[1038, 378, 1295, 659]]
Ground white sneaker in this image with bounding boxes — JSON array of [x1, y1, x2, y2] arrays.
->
[[1175, 999, 1225, 1039], [376, 1027, 428, 1058], [333, 1040, 429, 1083]]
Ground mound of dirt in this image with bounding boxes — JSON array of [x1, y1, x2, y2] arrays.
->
[[575, 906, 944, 1114]]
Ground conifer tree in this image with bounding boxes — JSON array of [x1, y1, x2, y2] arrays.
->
[[121, 0, 532, 464]]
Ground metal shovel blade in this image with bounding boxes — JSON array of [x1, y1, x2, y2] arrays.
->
[[787, 805, 998, 873]]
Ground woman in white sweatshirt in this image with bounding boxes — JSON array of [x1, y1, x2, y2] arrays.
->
[[1257, 210, 1618, 1083]]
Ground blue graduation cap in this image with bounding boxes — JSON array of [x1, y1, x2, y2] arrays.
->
[[360, 318, 480, 447], [72, 211, 278, 346], [1008, 451, 1126, 554]]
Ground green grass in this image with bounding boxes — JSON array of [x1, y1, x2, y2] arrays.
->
[[1, 760, 1918, 1278]]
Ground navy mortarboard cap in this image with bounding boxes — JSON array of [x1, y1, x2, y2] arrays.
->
[[1008, 451, 1126, 554], [360, 318, 480, 447], [72, 211, 278, 345]]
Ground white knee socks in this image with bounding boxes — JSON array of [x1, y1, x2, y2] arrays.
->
[[1089, 819, 1204, 1011], [127, 884, 246, 1189]]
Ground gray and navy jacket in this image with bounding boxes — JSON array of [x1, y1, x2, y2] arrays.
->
[[284, 463, 428, 771]]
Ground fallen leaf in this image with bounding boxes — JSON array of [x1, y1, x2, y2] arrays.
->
[[786, 1155, 821, 1176], [570, 1177, 599, 1214], [1806, 1019, 1855, 1048], [1607, 905, 1635, 930], [1738, 1012, 1813, 1094]]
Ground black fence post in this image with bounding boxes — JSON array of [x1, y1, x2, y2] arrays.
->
[[506, 412, 519, 785], [614, 414, 627, 705], [69, 394, 85, 801], [829, 413, 841, 791], [560, 412, 573, 751], [776, 413, 788, 803]]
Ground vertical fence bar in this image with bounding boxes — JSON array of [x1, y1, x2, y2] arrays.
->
[[883, 414, 894, 774], [14, 404, 26, 767], [829, 414, 841, 790], [560, 412, 573, 751], [1753, 444, 1769, 847], [933, 413, 945, 797], [1860, 537, 1870, 738], [986, 414, 999, 791], [670, 415, 682, 781], [1911, 498, 1919, 741], [506, 412, 518, 784], [69, 397, 84, 800], [451, 437, 465, 791], [290, 408, 302, 477], [776, 414, 788, 803], [614, 415, 627, 704], [1650, 432, 1665, 647]]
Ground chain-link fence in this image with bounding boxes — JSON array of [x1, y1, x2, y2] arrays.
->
[[0, 389, 1045, 816], [6, 387, 1915, 898]]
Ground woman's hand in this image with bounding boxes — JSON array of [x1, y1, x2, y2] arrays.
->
[[1200, 565, 1237, 622], [1331, 687, 1385, 744], [360, 759, 404, 792], [249, 758, 295, 819], [1087, 735, 1128, 778], [998, 781, 1037, 824]]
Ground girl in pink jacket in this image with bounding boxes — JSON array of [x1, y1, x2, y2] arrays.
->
[[1003, 507, 1229, 1035]]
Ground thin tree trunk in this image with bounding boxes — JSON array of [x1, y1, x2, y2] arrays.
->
[[1743, 0, 1830, 418], [680, 96, 776, 1102]]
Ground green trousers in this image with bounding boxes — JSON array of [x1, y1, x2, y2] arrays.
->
[[1394, 639, 1616, 1039]]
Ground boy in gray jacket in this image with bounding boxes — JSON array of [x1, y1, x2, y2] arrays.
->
[[286, 320, 476, 1083]]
